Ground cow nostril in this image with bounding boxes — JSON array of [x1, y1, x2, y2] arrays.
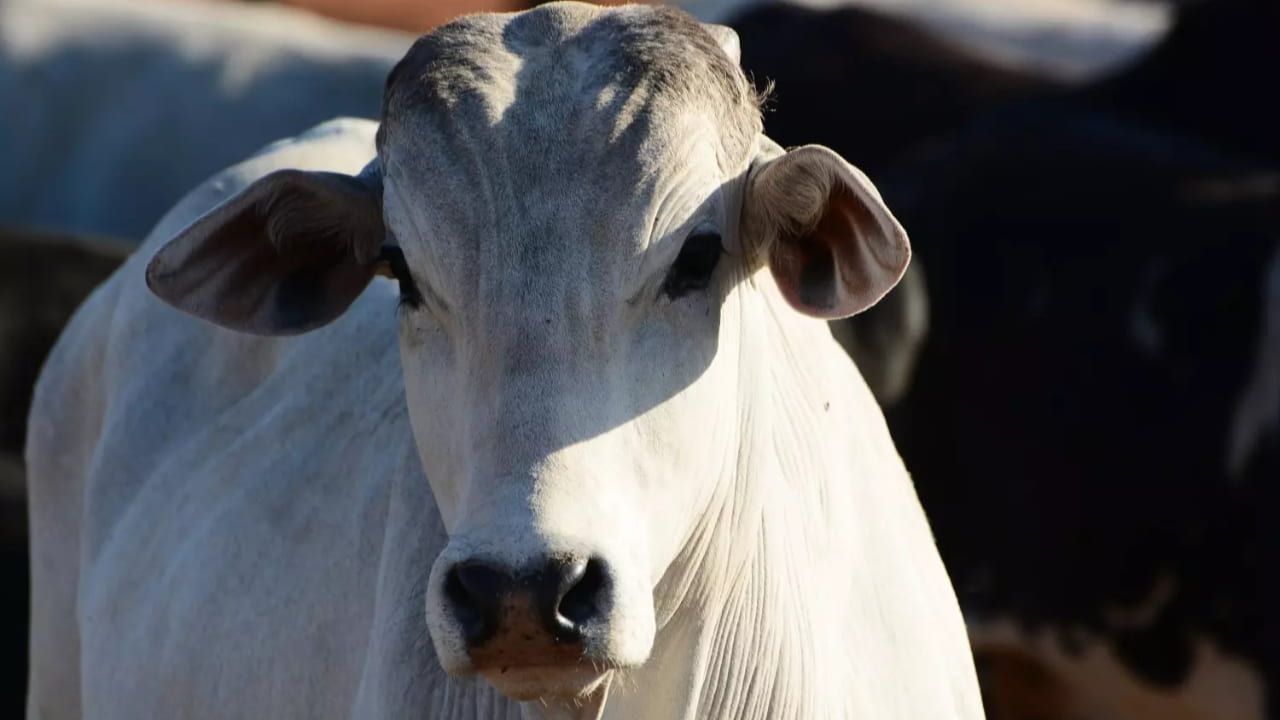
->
[[445, 562, 508, 646], [555, 558, 607, 631]]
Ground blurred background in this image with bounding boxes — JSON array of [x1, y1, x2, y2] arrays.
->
[[1, 0, 1276, 717]]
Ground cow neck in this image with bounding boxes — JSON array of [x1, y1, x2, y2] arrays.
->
[[604, 287, 846, 720]]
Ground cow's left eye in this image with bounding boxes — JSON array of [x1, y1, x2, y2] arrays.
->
[[662, 231, 723, 300]]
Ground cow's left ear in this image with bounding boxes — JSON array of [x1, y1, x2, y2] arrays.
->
[[743, 144, 910, 319], [146, 165, 386, 336]]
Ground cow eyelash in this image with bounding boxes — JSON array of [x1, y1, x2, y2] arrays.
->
[[661, 231, 724, 300], [379, 246, 424, 310]]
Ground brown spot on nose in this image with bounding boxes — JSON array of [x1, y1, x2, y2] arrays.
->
[[468, 592, 587, 670]]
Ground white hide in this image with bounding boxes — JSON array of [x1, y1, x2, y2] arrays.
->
[[27, 9, 982, 719]]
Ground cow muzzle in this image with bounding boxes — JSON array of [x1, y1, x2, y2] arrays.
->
[[433, 553, 621, 700]]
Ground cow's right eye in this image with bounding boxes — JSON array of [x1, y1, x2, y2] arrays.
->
[[662, 231, 723, 300], [379, 246, 423, 309]]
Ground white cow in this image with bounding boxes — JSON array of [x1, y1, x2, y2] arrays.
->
[[26, 5, 982, 719]]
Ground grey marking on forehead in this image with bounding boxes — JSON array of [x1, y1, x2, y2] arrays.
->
[[376, 2, 761, 171]]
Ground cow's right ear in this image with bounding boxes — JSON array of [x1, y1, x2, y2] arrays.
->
[[742, 144, 910, 320], [146, 168, 386, 336]]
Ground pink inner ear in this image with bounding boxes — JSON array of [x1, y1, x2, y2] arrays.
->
[[770, 181, 910, 320], [771, 230, 837, 314]]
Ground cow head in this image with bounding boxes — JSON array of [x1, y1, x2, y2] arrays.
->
[[146, 2, 908, 707]]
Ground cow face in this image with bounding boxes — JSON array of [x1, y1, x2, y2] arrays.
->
[[146, 2, 908, 705]]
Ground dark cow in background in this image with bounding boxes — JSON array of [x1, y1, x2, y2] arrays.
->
[[884, 112, 1278, 720]]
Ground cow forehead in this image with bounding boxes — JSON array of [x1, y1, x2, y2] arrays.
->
[[377, 2, 761, 177], [374, 3, 760, 311]]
